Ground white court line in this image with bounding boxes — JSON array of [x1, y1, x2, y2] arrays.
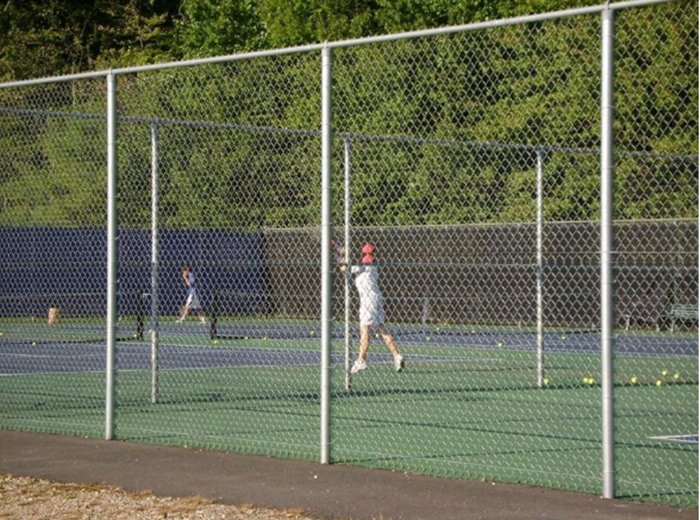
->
[[649, 434, 699, 443]]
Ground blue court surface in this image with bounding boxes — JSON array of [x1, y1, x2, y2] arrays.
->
[[1, 322, 697, 375]]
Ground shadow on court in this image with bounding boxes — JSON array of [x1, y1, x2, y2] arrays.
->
[[0, 429, 696, 520]]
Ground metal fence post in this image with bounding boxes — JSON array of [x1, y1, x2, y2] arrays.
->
[[536, 150, 545, 388], [344, 138, 352, 393], [320, 44, 333, 465], [600, 6, 616, 500], [151, 122, 160, 404], [105, 70, 118, 440]]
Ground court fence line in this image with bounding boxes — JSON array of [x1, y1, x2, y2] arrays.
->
[[0, 0, 697, 508]]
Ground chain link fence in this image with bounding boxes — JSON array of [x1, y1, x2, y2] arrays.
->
[[0, 0, 697, 508]]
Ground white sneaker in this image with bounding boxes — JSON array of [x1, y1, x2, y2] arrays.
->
[[176, 317, 185, 324], [199, 317, 208, 325], [394, 354, 405, 372], [350, 359, 367, 374]]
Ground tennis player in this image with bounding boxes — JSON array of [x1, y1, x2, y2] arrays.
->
[[177, 266, 207, 325], [340, 242, 404, 374]]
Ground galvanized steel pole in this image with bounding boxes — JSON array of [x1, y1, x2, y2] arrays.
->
[[600, 7, 616, 500], [151, 123, 160, 404], [105, 71, 118, 440], [536, 150, 545, 388], [344, 138, 352, 393], [320, 44, 333, 464]]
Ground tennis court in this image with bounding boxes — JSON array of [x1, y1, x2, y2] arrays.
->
[[1, 319, 696, 506], [0, 0, 697, 511]]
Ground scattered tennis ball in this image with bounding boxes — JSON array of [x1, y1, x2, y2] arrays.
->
[[213, 340, 219, 345], [132, 333, 139, 338], [426, 336, 431, 341], [588, 377, 595, 385], [629, 376, 638, 385], [543, 377, 551, 386], [435, 327, 442, 333], [309, 330, 316, 336], [31, 341, 37, 346], [673, 373, 680, 381], [560, 335, 567, 341], [375, 333, 381, 338], [661, 369, 669, 377], [497, 341, 503, 347], [263, 336, 269, 341], [244, 336, 249, 340], [655, 379, 664, 387], [0, 332, 4, 336]]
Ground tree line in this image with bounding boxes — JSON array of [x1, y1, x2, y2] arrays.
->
[[0, 0, 697, 231]]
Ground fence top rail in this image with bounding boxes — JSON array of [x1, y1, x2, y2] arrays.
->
[[0, 0, 680, 89], [261, 217, 699, 233], [0, 106, 697, 162]]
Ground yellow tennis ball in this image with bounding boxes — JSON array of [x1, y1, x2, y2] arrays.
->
[[588, 377, 595, 385], [661, 369, 669, 377], [560, 335, 567, 341], [543, 377, 551, 386], [497, 341, 503, 347], [583, 377, 590, 385], [672, 373, 680, 381], [629, 376, 638, 385], [655, 379, 664, 387], [213, 340, 219, 345], [31, 341, 37, 346]]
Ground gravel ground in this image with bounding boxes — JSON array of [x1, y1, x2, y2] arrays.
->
[[0, 474, 322, 520]]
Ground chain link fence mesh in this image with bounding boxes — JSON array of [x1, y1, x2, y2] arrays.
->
[[111, 55, 324, 458], [0, 0, 697, 508], [0, 79, 113, 437]]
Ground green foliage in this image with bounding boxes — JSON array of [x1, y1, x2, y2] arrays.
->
[[175, 0, 266, 57], [0, 0, 179, 82], [0, 0, 697, 230], [258, 0, 382, 47], [0, 115, 106, 226]]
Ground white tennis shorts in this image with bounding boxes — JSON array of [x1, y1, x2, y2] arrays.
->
[[186, 292, 201, 310], [359, 293, 385, 326]]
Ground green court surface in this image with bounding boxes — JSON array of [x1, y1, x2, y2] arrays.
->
[[0, 331, 697, 508]]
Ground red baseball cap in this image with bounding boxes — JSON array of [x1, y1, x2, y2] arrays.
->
[[361, 243, 375, 263]]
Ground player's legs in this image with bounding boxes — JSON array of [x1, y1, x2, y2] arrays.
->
[[179, 294, 195, 322], [350, 324, 371, 374], [377, 323, 399, 356], [178, 304, 191, 322], [188, 294, 206, 323], [358, 324, 371, 360], [378, 323, 404, 372]]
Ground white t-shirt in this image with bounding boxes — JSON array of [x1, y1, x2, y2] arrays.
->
[[351, 265, 384, 326]]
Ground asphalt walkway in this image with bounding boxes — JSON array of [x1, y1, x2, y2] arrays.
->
[[0, 429, 696, 520]]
